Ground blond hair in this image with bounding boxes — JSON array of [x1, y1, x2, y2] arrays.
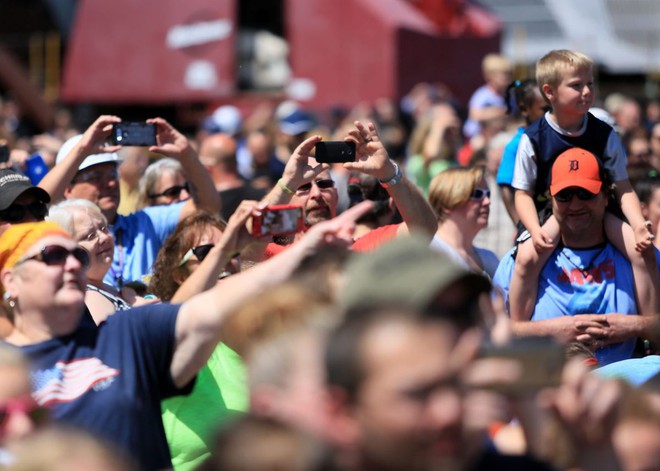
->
[[536, 50, 593, 92], [428, 166, 484, 223], [482, 53, 512, 75]]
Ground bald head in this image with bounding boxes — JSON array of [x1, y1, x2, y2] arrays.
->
[[199, 133, 238, 169]]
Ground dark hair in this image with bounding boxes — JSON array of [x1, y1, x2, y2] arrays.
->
[[347, 172, 396, 225], [148, 211, 226, 301], [632, 167, 660, 205], [505, 79, 539, 116]]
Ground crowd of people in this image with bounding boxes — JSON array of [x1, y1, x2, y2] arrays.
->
[[0, 48, 659, 471]]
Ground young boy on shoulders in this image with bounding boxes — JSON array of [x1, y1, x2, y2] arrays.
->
[[509, 49, 658, 320]]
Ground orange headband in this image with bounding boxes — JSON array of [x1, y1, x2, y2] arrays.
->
[[0, 221, 71, 273]]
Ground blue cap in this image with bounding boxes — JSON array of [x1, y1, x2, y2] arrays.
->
[[279, 110, 316, 136]]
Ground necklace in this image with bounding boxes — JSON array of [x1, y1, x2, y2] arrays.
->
[[559, 243, 608, 280]]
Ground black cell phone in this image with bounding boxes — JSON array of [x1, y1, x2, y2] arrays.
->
[[314, 141, 356, 163], [111, 122, 157, 146]]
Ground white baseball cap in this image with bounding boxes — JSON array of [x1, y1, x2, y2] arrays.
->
[[56, 134, 122, 171]]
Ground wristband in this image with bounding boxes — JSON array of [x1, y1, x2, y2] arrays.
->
[[379, 161, 402, 188], [277, 178, 295, 195]]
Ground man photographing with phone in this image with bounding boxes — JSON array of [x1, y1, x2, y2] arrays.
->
[[38, 115, 220, 289], [255, 120, 437, 257]]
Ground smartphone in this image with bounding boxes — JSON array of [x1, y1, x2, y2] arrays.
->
[[478, 336, 566, 394], [314, 141, 356, 163], [111, 122, 157, 146], [252, 205, 304, 237]]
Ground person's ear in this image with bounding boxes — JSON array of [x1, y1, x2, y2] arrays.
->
[[324, 385, 361, 448], [1, 268, 17, 300], [250, 385, 280, 418], [541, 83, 554, 103], [63, 185, 75, 199]]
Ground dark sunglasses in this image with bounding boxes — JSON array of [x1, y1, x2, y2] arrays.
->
[[72, 168, 119, 185], [149, 182, 189, 199], [554, 188, 598, 203], [470, 188, 491, 201], [17, 245, 90, 269], [0, 201, 48, 223], [0, 397, 49, 427], [296, 179, 335, 193], [179, 243, 215, 266]]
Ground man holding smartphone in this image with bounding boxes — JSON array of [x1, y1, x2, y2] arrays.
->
[[257, 120, 437, 258], [39, 115, 220, 289]]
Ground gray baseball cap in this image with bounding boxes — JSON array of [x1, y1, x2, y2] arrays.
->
[[341, 235, 491, 316]]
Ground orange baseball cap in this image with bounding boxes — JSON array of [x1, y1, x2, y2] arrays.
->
[[549, 148, 602, 196]]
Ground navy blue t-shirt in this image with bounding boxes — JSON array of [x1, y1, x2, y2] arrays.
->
[[18, 303, 194, 471]]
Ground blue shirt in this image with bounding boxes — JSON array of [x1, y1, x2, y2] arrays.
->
[[17, 304, 193, 471], [106, 202, 184, 288], [493, 243, 639, 366], [496, 126, 524, 186]]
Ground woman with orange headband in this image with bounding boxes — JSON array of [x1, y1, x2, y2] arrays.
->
[[0, 201, 372, 471]]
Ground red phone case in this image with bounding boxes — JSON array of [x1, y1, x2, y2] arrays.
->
[[252, 204, 304, 236]]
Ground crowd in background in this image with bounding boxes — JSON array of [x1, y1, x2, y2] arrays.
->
[[0, 51, 659, 471]]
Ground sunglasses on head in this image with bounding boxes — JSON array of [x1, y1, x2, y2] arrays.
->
[[179, 243, 215, 266], [470, 188, 491, 201], [149, 183, 189, 199], [554, 188, 598, 203], [0, 397, 49, 428], [17, 245, 90, 269], [296, 179, 335, 193], [0, 201, 48, 223]]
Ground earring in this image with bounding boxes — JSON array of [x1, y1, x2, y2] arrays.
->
[[7, 299, 15, 309]]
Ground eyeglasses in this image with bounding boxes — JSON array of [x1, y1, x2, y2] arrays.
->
[[296, 179, 335, 194], [149, 183, 190, 199], [72, 168, 119, 185], [554, 188, 598, 203], [179, 243, 215, 266], [17, 245, 90, 269], [80, 225, 110, 243], [0, 397, 49, 428], [0, 201, 48, 223], [470, 188, 491, 201]]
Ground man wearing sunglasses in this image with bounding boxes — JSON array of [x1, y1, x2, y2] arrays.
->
[[40, 115, 220, 290], [258, 120, 437, 258], [493, 149, 660, 366], [0, 168, 50, 232]]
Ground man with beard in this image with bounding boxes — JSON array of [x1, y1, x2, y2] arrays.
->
[[39, 115, 219, 289], [494, 148, 660, 366], [259, 120, 437, 258]]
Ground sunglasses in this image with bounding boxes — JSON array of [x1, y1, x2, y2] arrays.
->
[[470, 188, 491, 201], [72, 168, 119, 185], [0, 201, 48, 223], [149, 183, 190, 199], [554, 188, 598, 203], [179, 243, 215, 266], [296, 179, 335, 193], [0, 397, 49, 428], [17, 245, 90, 269]]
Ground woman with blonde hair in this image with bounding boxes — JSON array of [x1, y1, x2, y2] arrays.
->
[[428, 166, 499, 278]]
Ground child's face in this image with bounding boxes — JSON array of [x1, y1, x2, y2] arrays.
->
[[543, 66, 594, 118]]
